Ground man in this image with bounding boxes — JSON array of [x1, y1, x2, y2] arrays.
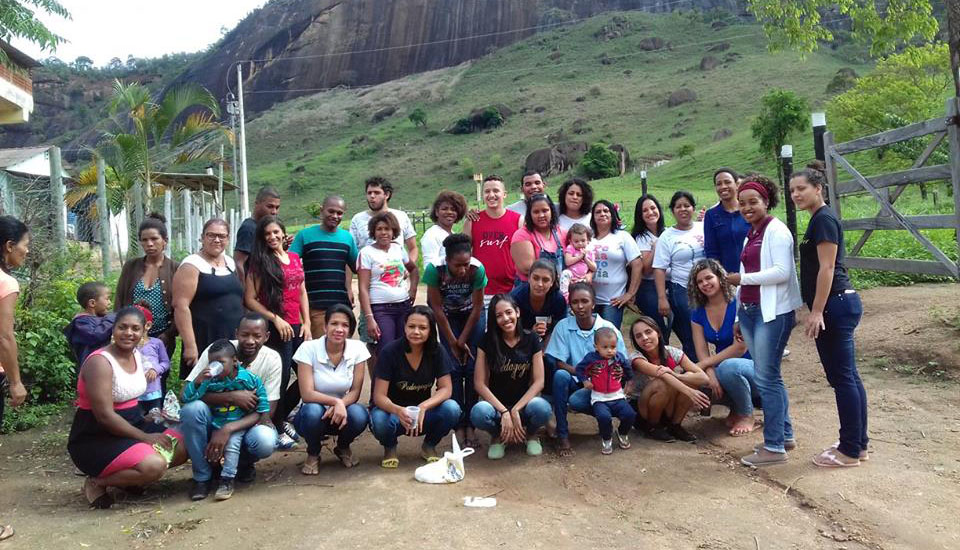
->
[[463, 174, 521, 308], [234, 187, 282, 278], [505, 171, 548, 217], [290, 195, 358, 333], [180, 313, 282, 501], [348, 176, 419, 373]]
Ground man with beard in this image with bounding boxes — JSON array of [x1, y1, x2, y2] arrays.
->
[[290, 196, 358, 334], [234, 187, 282, 279], [349, 177, 419, 372], [180, 313, 282, 500]]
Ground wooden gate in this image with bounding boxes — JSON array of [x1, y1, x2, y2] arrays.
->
[[822, 98, 960, 279]]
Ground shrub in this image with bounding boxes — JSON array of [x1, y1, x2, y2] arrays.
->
[[581, 143, 620, 179], [459, 157, 477, 180], [408, 107, 427, 127]]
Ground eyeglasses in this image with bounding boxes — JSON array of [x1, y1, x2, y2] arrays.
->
[[204, 233, 229, 241]]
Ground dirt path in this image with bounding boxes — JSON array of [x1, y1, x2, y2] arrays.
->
[[1, 284, 958, 549]]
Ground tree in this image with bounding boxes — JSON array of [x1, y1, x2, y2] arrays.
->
[[106, 57, 123, 72], [750, 89, 809, 182], [0, 0, 69, 64], [746, 0, 938, 58], [676, 144, 695, 160], [581, 143, 620, 179], [72, 56, 93, 72], [408, 107, 427, 128]]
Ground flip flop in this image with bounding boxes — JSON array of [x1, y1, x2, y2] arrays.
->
[[301, 456, 320, 475], [813, 448, 860, 468], [420, 447, 440, 463], [380, 457, 399, 469], [0, 525, 14, 542], [333, 447, 358, 468]]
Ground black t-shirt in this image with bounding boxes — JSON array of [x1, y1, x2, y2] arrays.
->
[[799, 205, 852, 307], [234, 217, 257, 254], [374, 338, 453, 407], [482, 330, 542, 409]]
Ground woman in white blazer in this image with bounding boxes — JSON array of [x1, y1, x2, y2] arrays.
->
[[727, 175, 802, 467]]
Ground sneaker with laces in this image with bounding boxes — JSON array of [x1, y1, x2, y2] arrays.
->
[[282, 421, 300, 441], [601, 439, 613, 455], [276, 433, 298, 450], [214, 478, 234, 501], [189, 479, 211, 501]]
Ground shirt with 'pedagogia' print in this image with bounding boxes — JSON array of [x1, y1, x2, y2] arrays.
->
[[374, 338, 453, 407]]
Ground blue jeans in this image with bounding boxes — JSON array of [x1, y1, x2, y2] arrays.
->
[[592, 398, 637, 440], [635, 279, 671, 339], [814, 292, 867, 458], [594, 303, 624, 330], [180, 400, 278, 482], [543, 369, 593, 439], [440, 310, 485, 429], [714, 358, 760, 416], [369, 400, 461, 448], [294, 402, 369, 456], [470, 398, 552, 436], [669, 282, 698, 362], [738, 304, 795, 453]]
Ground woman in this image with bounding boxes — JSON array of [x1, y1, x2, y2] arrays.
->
[[688, 259, 758, 437], [68, 306, 187, 508], [726, 175, 802, 467], [358, 212, 417, 354], [471, 294, 551, 459], [294, 304, 370, 474], [510, 194, 566, 282], [703, 168, 750, 274], [243, 216, 311, 440], [631, 194, 669, 337], [589, 199, 643, 329], [543, 282, 625, 457], [652, 191, 705, 362], [173, 218, 244, 378], [115, 213, 179, 358], [510, 260, 567, 396], [421, 191, 468, 268], [629, 316, 711, 442], [0, 216, 28, 541], [424, 233, 487, 448], [370, 306, 461, 468], [556, 178, 593, 232], [790, 163, 867, 468]]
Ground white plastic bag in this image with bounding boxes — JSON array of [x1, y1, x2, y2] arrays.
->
[[414, 434, 475, 484], [161, 390, 181, 422]]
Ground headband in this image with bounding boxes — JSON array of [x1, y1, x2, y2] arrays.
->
[[738, 181, 769, 202], [135, 305, 154, 324]]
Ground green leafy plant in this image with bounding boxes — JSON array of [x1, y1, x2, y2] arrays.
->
[[750, 89, 808, 182], [581, 143, 620, 179], [677, 144, 695, 159], [408, 107, 427, 127]]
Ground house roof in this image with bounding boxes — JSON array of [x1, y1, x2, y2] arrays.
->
[[152, 172, 237, 192], [0, 146, 50, 169], [0, 41, 42, 69]]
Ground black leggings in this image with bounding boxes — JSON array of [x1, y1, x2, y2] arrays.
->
[[266, 324, 303, 428]]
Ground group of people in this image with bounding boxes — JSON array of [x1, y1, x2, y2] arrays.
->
[[0, 162, 870, 516]]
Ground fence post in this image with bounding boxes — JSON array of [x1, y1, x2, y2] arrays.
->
[[183, 190, 193, 255], [49, 146, 66, 252], [781, 145, 798, 259], [812, 112, 827, 163], [96, 157, 111, 275], [163, 189, 173, 258], [946, 97, 960, 274], [641, 170, 648, 196], [823, 132, 840, 216]]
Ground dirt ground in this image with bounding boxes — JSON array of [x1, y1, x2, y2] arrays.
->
[[1, 283, 958, 550]]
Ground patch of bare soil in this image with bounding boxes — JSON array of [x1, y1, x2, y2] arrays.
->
[[1, 284, 958, 549]]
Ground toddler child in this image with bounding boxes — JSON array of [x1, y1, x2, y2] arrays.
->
[[63, 281, 116, 374], [134, 304, 170, 413], [575, 327, 636, 454], [182, 339, 271, 501], [560, 223, 596, 300]]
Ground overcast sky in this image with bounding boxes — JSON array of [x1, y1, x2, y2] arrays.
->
[[12, 0, 268, 66]]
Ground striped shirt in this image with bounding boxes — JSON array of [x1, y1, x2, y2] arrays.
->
[[290, 225, 358, 309]]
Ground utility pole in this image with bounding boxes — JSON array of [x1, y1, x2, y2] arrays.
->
[[49, 146, 66, 252], [218, 144, 224, 214], [236, 63, 250, 219], [781, 145, 798, 260], [96, 157, 111, 274], [227, 93, 239, 207]]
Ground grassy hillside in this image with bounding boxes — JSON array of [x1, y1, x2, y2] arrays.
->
[[245, 11, 870, 219]]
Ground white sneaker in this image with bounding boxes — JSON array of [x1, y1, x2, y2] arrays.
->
[[276, 433, 298, 450], [601, 439, 613, 455], [782, 348, 791, 358]]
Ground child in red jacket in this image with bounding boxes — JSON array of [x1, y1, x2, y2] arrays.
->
[[575, 327, 636, 454]]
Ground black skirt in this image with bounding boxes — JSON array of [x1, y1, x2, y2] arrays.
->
[[67, 406, 166, 477]]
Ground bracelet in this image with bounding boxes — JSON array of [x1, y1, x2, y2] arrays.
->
[[365, 313, 375, 318], [499, 409, 509, 415]]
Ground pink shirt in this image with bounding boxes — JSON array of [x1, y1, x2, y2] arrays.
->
[[563, 244, 593, 279], [280, 252, 305, 324], [511, 226, 567, 282], [472, 210, 521, 294]]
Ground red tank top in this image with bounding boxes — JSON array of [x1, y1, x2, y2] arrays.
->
[[472, 210, 521, 294]]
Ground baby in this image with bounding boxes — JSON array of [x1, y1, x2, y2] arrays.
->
[[575, 327, 636, 455], [560, 223, 596, 300]]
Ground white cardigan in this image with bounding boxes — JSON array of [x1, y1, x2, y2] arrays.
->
[[738, 217, 802, 322]]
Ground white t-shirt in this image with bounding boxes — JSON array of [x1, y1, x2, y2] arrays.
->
[[349, 208, 417, 250], [180, 253, 237, 276], [420, 224, 450, 267], [558, 213, 591, 233], [506, 200, 527, 217], [292, 337, 370, 398], [652, 223, 705, 286], [359, 243, 411, 304], [186, 340, 283, 401], [634, 232, 659, 281], [590, 230, 642, 305]]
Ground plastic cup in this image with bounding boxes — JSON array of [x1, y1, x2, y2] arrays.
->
[[535, 316, 551, 327], [405, 406, 421, 425], [207, 361, 223, 377]]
